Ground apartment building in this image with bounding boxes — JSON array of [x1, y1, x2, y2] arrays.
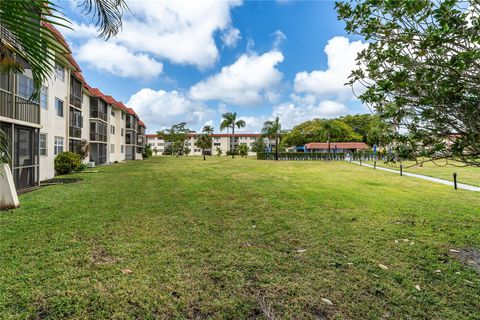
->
[[0, 23, 146, 190], [146, 133, 273, 156]]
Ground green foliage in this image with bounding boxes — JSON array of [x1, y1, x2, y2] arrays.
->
[[226, 150, 238, 156], [336, 0, 480, 166], [250, 138, 266, 153], [0, 128, 10, 166], [158, 122, 193, 156], [216, 147, 222, 157], [282, 118, 364, 147], [237, 144, 249, 157], [220, 112, 246, 158], [143, 144, 153, 159], [54, 152, 81, 175], [195, 134, 213, 160]]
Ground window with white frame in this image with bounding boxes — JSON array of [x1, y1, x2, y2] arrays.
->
[[55, 98, 64, 117], [17, 74, 36, 100], [40, 86, 48, 109], [111, 109, 115, 117], [121, 128, 124, 136], [39, 133, 47, 156], [111, 125, 115, 135], [111, 144, 115, 153], [121, 145, 124, 153], [54, 62, 65, 82], [54, 136, 64, 155]]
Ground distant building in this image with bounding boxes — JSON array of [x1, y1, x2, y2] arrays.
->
[[146, 133, 275, 156]]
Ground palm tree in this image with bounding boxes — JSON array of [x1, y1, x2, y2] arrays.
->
[[262, 116, 282, 161], [202, 125, 214, 134], [0, 129, 11, 167], [220, 112, 246, 159], [320, 120, 340, 155], [0, 0, 127, 96]]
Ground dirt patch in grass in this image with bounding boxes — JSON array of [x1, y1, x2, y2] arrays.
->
[[41, 178, 83, 185], [451, 248, 480, 273], [91, 247, 117, 265]]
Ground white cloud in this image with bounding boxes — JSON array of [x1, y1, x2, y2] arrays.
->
[[189, 50, 284, 105], [127, 89, 214, 132], [63, 0, 242, 78], [221, 27, 241, 48], [272, 30, 286, 49], [294, 36, 368, 101], [76, 40, 163, 80], [272, 99, 348, 129]]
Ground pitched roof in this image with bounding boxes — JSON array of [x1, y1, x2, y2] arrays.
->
[[138, 120, 145, 127], [305, 142, 369, 150]]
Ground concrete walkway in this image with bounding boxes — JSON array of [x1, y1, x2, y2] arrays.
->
[[350, 161, 480, 192]]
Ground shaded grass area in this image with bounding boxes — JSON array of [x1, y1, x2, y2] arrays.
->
[[365, 160, 480, 187], [1, 157, 480, 319]]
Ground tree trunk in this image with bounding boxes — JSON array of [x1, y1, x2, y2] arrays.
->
[[275, 137, 279, 161], [203, 149, 206, 161], [231, 126, 235, 159]]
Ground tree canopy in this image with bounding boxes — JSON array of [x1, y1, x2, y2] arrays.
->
[[336, 0, 480, 166]]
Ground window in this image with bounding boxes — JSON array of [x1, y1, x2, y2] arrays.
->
[[111, 125, 115, 135], [121, 128, 124, 136], [39, 133, 47, 156], [111, 109, 115, 117], [55, 98, 64, 117], [54, 136, 64, 155], [214, 142, 221, 146], [158, 143, 164, 146], [40, 86, 48, 109], [110, 144, 115, 153], [121, 145, 124, 153], [121, 113, 125, 120], [17, 74, 36, 100], [54, 62, 65, 82]]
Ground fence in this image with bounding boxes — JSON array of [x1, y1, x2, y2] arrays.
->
[[257, 152, 348, 161], [256, 151, 394, 161]]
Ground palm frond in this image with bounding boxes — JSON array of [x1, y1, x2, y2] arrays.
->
[[0, 128, 11, 165], [79, 0, 127, 40]]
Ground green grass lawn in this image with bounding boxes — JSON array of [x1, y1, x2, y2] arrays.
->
[[1, 157, 480, 319], [365, 160, 480, 187]]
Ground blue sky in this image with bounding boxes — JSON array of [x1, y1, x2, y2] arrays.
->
[[58, 0, 369, 133]]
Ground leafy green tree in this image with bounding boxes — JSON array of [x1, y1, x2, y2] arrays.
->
[[153, 147, 158, 156], [215, 147, 222, 157], [143, 144, 153, 159], [195, 126, 214, 160], [250, 137, 266, 153], [339, 114, 374, 142], [237, 144, 249, 157], [220, 112, 246, 159], [159, 122, 191, 157], [336, 0, 480, 166], [261, 116, 282, 161], [0, 0, 126, 96]]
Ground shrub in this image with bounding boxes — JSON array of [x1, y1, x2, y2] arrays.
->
[[77, 163, 88, 171], [226, 150, 238, 156], [54, 152, 81, 175]]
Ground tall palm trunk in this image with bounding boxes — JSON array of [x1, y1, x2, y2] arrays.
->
[[203, 149, 206, 161], [231, 125, 235, 159], [275, 136, 279, 161]]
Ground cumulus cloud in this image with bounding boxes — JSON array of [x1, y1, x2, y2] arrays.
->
[[63, 0, 242, 78], [127, 89, 214, 132], [294, 36, 368, 101], [189, 50, 284, 105], [272, 99, 348, 129], [76, 40, 163, 80], [221, 27, 241, 48]]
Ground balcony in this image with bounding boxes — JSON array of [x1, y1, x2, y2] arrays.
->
[[90, 110, 107, 122], [90, 132, 107, 142], [70, 93, 82, 109], [0, 90, 40, 125], [69, 126, 82, 138]]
